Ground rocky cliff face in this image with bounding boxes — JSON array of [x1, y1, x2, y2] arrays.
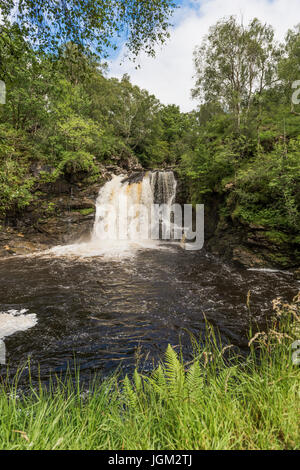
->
[[0, 156, 143, 257], [1, 165, 299, 273], [0, 179, 100, 256], [204, 195, 300, 270]]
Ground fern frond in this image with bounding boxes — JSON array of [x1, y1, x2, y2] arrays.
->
[[186, 361, 203, 398], [152, 365, 167, 388], [123, 375, 137, 408], [133, 369, 143, 393], [164, 345, 185, 397]]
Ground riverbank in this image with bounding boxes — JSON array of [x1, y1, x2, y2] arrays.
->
[[0, 294, 299, 450], [1, 167, 299, 276]]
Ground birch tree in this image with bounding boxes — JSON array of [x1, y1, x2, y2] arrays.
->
[[192, 17, 280, 129]]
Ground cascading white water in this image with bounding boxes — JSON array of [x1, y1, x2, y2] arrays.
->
[[0, 309, 38, 364], [91, 173, 153, 243], [150, 171, 177, 239], [150, 171, 177, 206], [91, 171, 177, 244], [51, 171, 178, 258]]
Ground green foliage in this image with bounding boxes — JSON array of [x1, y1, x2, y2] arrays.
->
[[58, 151, 98, 175], [278, 24, 300, 110], [0, 1, 176, 58], [0, 124, 35, 213], [75, 208, 95, 216], [0, 295, 299, 450], [0, 16, 300, 246], [0, 159, 34, 214], [192, 16, 280, 128], [232, 141, 300, 230], [182, 17, 300, 242], [0, 24, 192, 216]]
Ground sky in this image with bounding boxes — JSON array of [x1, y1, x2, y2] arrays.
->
[[109, 0, 300, 112]]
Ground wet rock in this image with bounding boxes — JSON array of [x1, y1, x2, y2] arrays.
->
[[0, 248, 11, 257], [0, 226, 50, 257], [249, 223, 266, 230], [201, 192, 300, 270], [121, 172, 145, 185], [293, 269, 300, 280], [0, 172, 105, 256], [60, 198, 95, 211], [105, 165, 121, 173], [232, 247, 265, 268], [246, 232, 271, 249], [7, 240, 46, 256]]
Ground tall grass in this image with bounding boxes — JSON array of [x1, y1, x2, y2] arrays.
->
[[0, 294, 299, 450]]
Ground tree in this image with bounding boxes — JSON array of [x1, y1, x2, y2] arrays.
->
[[192, 16, 280, 128], [0, 23, 55, 132], [0, 0, 176, 58], [278, 25, 300, 113]]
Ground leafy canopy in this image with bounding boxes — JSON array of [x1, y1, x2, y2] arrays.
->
[[0, 0, 176, 58]]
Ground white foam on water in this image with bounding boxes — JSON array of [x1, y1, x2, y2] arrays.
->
[[248, 268, 293, 275], [0, 309, 38, 340], [48, 240, 174, 259], [42, 172, 178, 260]]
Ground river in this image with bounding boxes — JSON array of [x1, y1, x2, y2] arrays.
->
[[0, 172, 299, 385], [0, 244, 298, 384]]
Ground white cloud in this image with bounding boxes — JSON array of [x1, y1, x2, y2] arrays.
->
[[109, 0, 300, 112]]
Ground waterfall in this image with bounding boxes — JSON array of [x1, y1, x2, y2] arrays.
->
[[150, 171, 177, 240], [91, 173, 153, 243], [150, 171, 177, 206], [91, 171, 177, 244], [51, 171, 178, 258]]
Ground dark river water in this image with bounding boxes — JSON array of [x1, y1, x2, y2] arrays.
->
[[0, 244, 299, 384]]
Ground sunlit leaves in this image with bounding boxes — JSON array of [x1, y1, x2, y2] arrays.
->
[[0, 0, 176, 58]]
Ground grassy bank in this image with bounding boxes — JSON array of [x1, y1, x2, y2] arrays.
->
[[0, 295, 299, 450]]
